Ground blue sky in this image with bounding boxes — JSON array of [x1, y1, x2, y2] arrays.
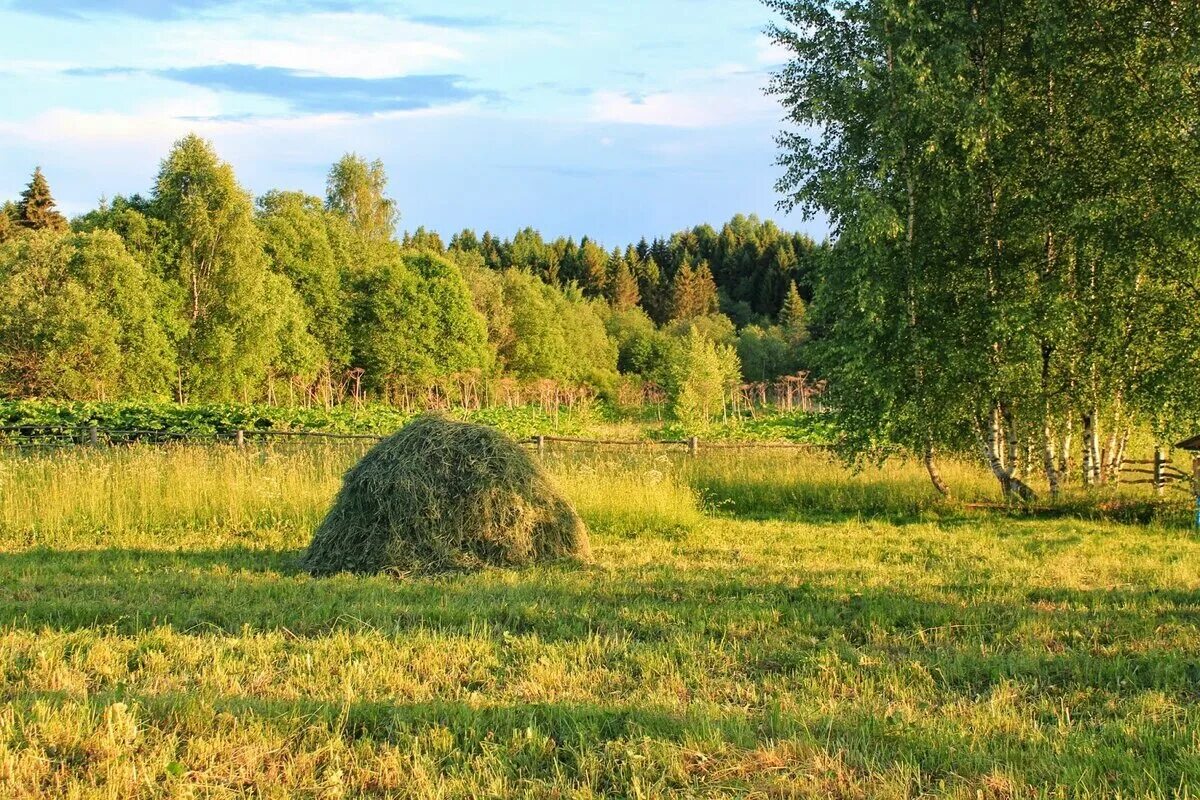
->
[[0, 0, 821, 245]]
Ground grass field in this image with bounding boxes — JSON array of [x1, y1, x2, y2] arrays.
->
[[1, 443, 1198, 798]]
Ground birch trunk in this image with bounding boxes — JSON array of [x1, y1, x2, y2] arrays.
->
[[985, 406, 1037, 502], [1043, 421, 1061, 499], [1081, 411, 1101, 487], [1057, 409, 1073, 481], [1101, 429, 1119, 485], [925, 447, 951, 498], [1109, 429, 1130, 485]]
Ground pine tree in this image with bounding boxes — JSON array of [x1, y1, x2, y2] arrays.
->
[[779, 280, 808, 343], [16, 167, 68, 231]]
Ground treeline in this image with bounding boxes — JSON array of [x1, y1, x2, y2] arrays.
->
[[770, 0, 1200, 498], [0, 137, 822, 426]]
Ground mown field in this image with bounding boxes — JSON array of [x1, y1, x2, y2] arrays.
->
[[1, 443, 1198, 798]]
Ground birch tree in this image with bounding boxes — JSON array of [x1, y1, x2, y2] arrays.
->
[[768, 0, 1200, 499]]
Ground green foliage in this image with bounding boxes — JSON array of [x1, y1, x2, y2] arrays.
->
[[325, 153, 397, 242], [350, 250, 491, 391], [2, 139, 829, 407], [664, 313, 736, 348], [15, 167, 67, 231], [0, 201, 18, 243], [0, 230, 175, 399], [736, 324, 798, 382], [303, 415, 590, 575], [496, 269, 618, 388], [778, 280, 808, 344], [769, 0, 1200, 498], [608, 250, 640, 310], [669, 329, 741, 429], [667, 259, 719, 321], [256, 190, 353, 374], [154, 134, 317, 400]]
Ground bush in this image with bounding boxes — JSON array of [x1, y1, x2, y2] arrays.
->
[[302, 415, 591, 575]]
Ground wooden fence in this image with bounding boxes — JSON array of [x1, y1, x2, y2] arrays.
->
[[1118, 447, 1193, 496], [0, 424, 829, 456]]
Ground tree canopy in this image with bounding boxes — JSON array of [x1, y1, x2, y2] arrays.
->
[[769, 0, 1200, 497], [0, 136, 818, 416]]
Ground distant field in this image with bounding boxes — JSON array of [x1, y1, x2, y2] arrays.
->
[[1, 445, 1198, 798]]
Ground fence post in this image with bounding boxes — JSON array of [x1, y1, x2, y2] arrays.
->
[[236, 429, 246, 449], [688, 436, 699, 457], [536, 435, 545, 456], [1193, 455, 1200, 529], [1154, 446, 1165, 497], [88, 424, 99, 447]]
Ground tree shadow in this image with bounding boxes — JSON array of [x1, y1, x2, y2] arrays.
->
[[2, 545, 1198, 698]]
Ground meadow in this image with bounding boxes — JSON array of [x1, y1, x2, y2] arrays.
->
[[1, 442, 1199, 798]]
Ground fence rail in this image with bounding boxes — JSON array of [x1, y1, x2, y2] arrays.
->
[[1117, 447, 1194, 496], [0, 424, 831, 456]]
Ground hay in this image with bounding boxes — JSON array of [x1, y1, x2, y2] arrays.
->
[[302, 415, 590, 575]]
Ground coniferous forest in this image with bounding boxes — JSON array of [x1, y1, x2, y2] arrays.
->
[[0, 136, 822, 425]]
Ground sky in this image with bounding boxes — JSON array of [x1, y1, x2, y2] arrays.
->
[[0, 0, 822, 245]]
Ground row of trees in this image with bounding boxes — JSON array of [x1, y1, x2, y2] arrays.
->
[[770, 0, 1200, 497], [0, 139, 818, 425]]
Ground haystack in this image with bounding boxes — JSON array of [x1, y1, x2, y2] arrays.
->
[[302, 415, 590, 575]]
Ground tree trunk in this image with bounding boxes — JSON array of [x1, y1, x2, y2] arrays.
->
[[985, 406, 1038, 502], [1043, 420, 1061, 499], [925, 447, 951, 498], [1059, 411, 1073, 482], [1081, 410, 1101, 487], [1003, 406, 1021, 479]]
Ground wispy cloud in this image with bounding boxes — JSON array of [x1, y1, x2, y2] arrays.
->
[[161, 65, 494, 114], [65, 64, 497, 115], [408, 13, 503, 30], [590, 84, 774, 129], [5, 0, 372, 20]]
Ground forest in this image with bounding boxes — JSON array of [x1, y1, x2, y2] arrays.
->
[[0, 143, 821, 429]]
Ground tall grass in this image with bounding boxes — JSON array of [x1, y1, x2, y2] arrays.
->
[[0, 442, 1190, 549], [0, 442, 708, 547], [0, 443, 359, 547]]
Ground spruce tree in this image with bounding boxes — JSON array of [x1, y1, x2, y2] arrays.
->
[[667, 259, 719, 321], [610, 255, 640, 311], [779, 280, 808, 343], [0, 202, 16, 243], [16, 168, 68, 231]]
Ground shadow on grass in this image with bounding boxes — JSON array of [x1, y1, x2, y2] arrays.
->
[[1, 544, 1198, 698], [695, 477, 1197, 529]]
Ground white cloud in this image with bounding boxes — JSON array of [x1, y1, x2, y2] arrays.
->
[[190, 13, 468, 78], [61, 12, 476, 79], [0, 98, 480, 151], [589, 84, 774, 129]]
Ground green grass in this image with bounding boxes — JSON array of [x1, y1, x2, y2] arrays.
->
[[1, 444, 1198, 798]]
